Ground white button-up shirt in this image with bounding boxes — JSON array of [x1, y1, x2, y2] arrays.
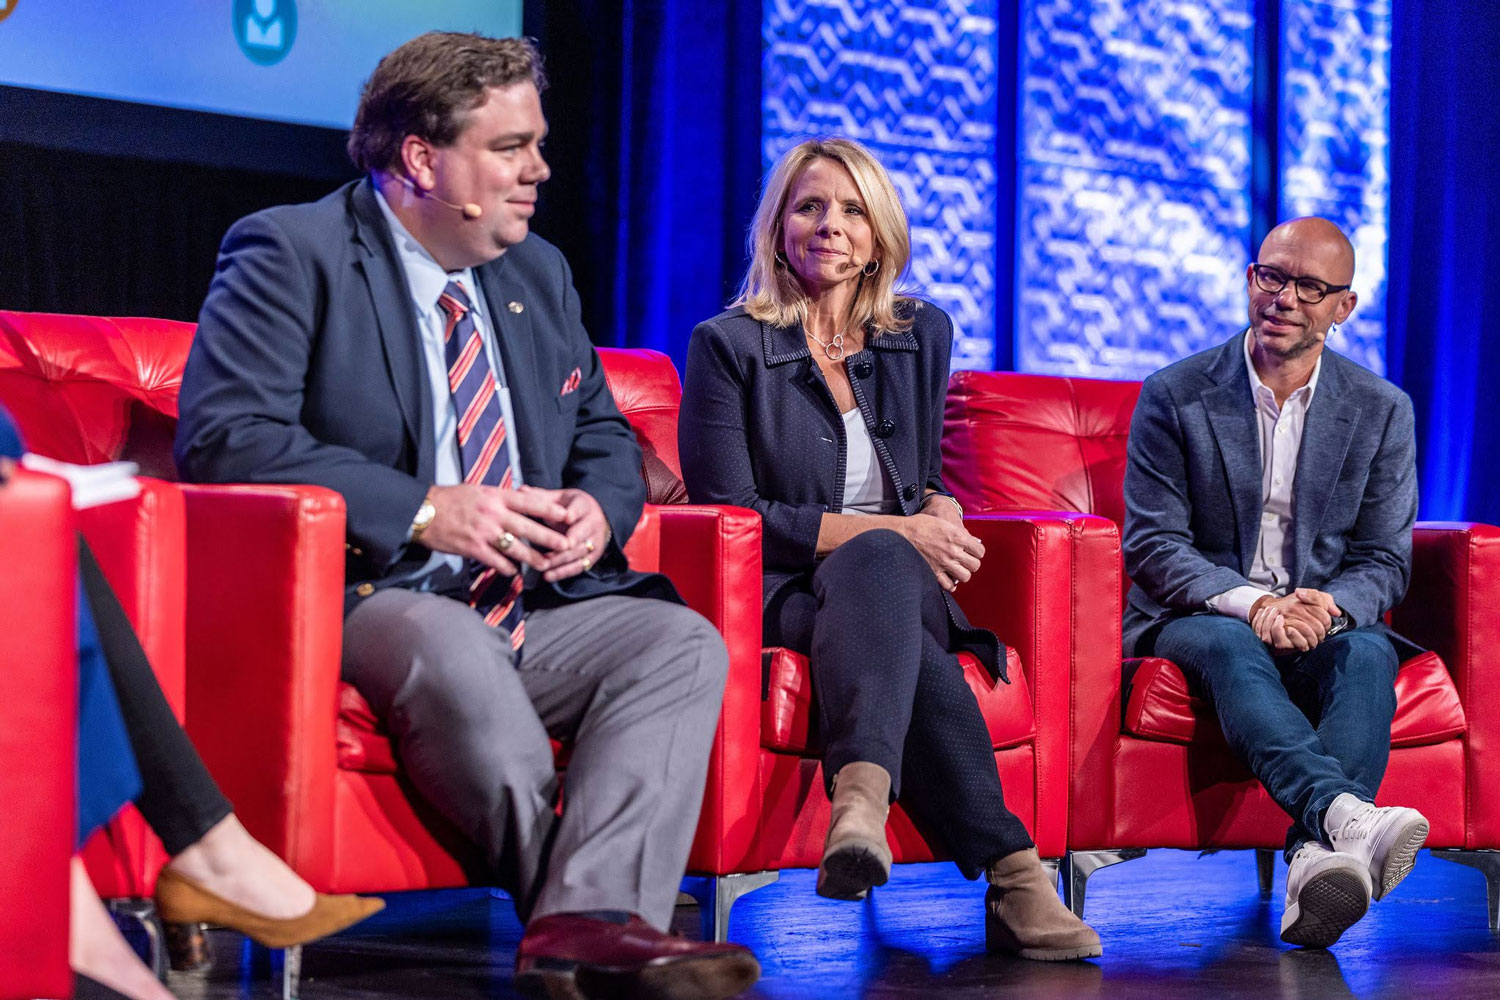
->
[[1207, 333, 1323, 621]]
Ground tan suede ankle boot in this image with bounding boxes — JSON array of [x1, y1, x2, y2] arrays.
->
[[984, 849, 1102, 961], [816, 762, 893, 900]]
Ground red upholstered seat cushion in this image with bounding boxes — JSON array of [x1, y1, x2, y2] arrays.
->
[[336, 683, 397, 774], [336, 683, 568, 773], [762, 646, 1032, 755], [1123, 650, 1466, 748]]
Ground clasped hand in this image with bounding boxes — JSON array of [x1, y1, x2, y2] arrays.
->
[[1251, 588, 1342, 654], [420, 483, 609, 583], [897, 502, 984, 593]]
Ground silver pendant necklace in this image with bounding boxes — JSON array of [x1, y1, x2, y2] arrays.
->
[[811, 330, 846, 360]]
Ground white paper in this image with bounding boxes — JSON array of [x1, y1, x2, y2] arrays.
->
[[19, 454, 142, 510]]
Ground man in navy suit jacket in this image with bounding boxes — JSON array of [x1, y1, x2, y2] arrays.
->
[[175, 33, 756, 999], [1122, 218, 1428, 950]]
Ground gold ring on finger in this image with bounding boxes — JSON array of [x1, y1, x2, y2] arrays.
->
[[584, 538, 596, 553], [581, 556, 593, 572], [496, 531, 515, 551]]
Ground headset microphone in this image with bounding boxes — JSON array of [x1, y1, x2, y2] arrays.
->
[[449, 199, 484, 220], [401, 177, 483, 219]]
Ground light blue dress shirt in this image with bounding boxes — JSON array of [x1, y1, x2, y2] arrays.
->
[[374, 187, 526, 586]]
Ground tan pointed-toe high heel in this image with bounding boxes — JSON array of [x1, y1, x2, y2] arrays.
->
[[155, 868, 384, 951]]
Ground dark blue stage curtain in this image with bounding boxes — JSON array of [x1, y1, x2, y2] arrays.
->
[[529, 0, 761, 365], [613, 0, 762, 363], [1388, 5, 1500, 524]]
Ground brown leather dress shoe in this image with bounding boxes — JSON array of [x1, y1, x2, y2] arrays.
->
[[514, 913, 760, 1000]]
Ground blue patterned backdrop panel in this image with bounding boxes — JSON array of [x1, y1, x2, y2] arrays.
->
[[1018, 164, 1251, 376], [1280, 0, 1390, 375], [1018, 0, 1256, 379], [763, 0, 999, 371]]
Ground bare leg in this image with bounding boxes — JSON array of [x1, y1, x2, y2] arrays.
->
[[163, 814, 315, 920], [70, 858, 175, 1000]]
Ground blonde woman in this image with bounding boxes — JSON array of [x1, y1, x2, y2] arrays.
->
[[678, 138, 1100, 960]]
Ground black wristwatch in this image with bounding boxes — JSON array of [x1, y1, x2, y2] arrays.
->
[[1325, 612, 1353, 638]]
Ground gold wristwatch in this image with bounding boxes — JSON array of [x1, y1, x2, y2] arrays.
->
[[410, 497, 437, 542]]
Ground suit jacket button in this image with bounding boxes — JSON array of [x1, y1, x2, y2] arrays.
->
[[876, 419, 896, 438], [853, 361, 873, 379], [355, 583, 375, 597], [902, 483, 918, 501]]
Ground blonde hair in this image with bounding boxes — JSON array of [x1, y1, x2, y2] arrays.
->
[[732, 138, 914, 334]]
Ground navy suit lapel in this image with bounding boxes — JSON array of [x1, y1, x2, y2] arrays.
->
[[475, 258, 545, 484], [1201, 335, 1262, 575], [349, 181, 434, 480], [1292, 356, 1359, 586]]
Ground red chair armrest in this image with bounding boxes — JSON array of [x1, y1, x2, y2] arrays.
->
[[76, 478, 187, 715], [624, 505, 661, 573], [656, 504, 764, 873], [1392, 521, 1500, 846], [0, 470, 75, 1000], [1393, 522, 1500, 673], [180, 483, 346, 887], [961, 511, 1120, 855], [74, 478, 187, 897]]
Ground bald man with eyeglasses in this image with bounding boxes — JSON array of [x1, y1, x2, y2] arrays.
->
[[1121, 217, 1428, 949]]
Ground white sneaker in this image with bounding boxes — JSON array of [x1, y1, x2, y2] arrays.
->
[[1280, 842, 1372, 948], [1324, 792, 1430, 900]]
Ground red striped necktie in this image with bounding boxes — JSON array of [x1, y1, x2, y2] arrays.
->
[[437, 280, 524, 651]]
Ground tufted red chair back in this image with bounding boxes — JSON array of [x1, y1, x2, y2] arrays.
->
[[599, 348, 689, 504], [0, 312, 194, 479], [942, 370, 1141, 527]]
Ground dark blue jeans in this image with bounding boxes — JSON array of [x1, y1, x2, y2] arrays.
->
[[1151, 615, 1399, 859]]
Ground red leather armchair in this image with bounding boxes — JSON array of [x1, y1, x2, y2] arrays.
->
[[0, 311, 768, 945], [0, 312, 190, 973], [943, 370, 1500, 921], [605, 349, 1077, 935], [0, 469, 76, 1000]]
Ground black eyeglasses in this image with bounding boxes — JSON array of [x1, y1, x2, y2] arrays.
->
[[1250, 263, 1351, 304]]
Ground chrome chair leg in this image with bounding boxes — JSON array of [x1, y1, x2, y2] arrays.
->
[[275, 944, 302, 1000], [1039, 856, 1062, 890], [680, 871, 779, 942], [107, 898, 167, 982], [1062, 849, 1147, 918], [1432, 849, 1500, 931], [1256, 848, 1277, 898], [243, 940, 303, 999]]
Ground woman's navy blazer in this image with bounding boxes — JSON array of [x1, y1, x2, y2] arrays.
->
[[679, 299, 1005, 679]]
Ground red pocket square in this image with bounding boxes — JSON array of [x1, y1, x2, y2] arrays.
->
[[560, 367, 582, 395]]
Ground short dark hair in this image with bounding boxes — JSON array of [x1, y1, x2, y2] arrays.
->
[[348, 32, 547, 174]]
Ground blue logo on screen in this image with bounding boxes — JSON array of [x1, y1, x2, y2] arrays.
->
[[233, 0, 297, 66]]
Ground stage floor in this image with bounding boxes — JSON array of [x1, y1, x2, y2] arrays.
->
[[161, 848, 1500, 999]]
